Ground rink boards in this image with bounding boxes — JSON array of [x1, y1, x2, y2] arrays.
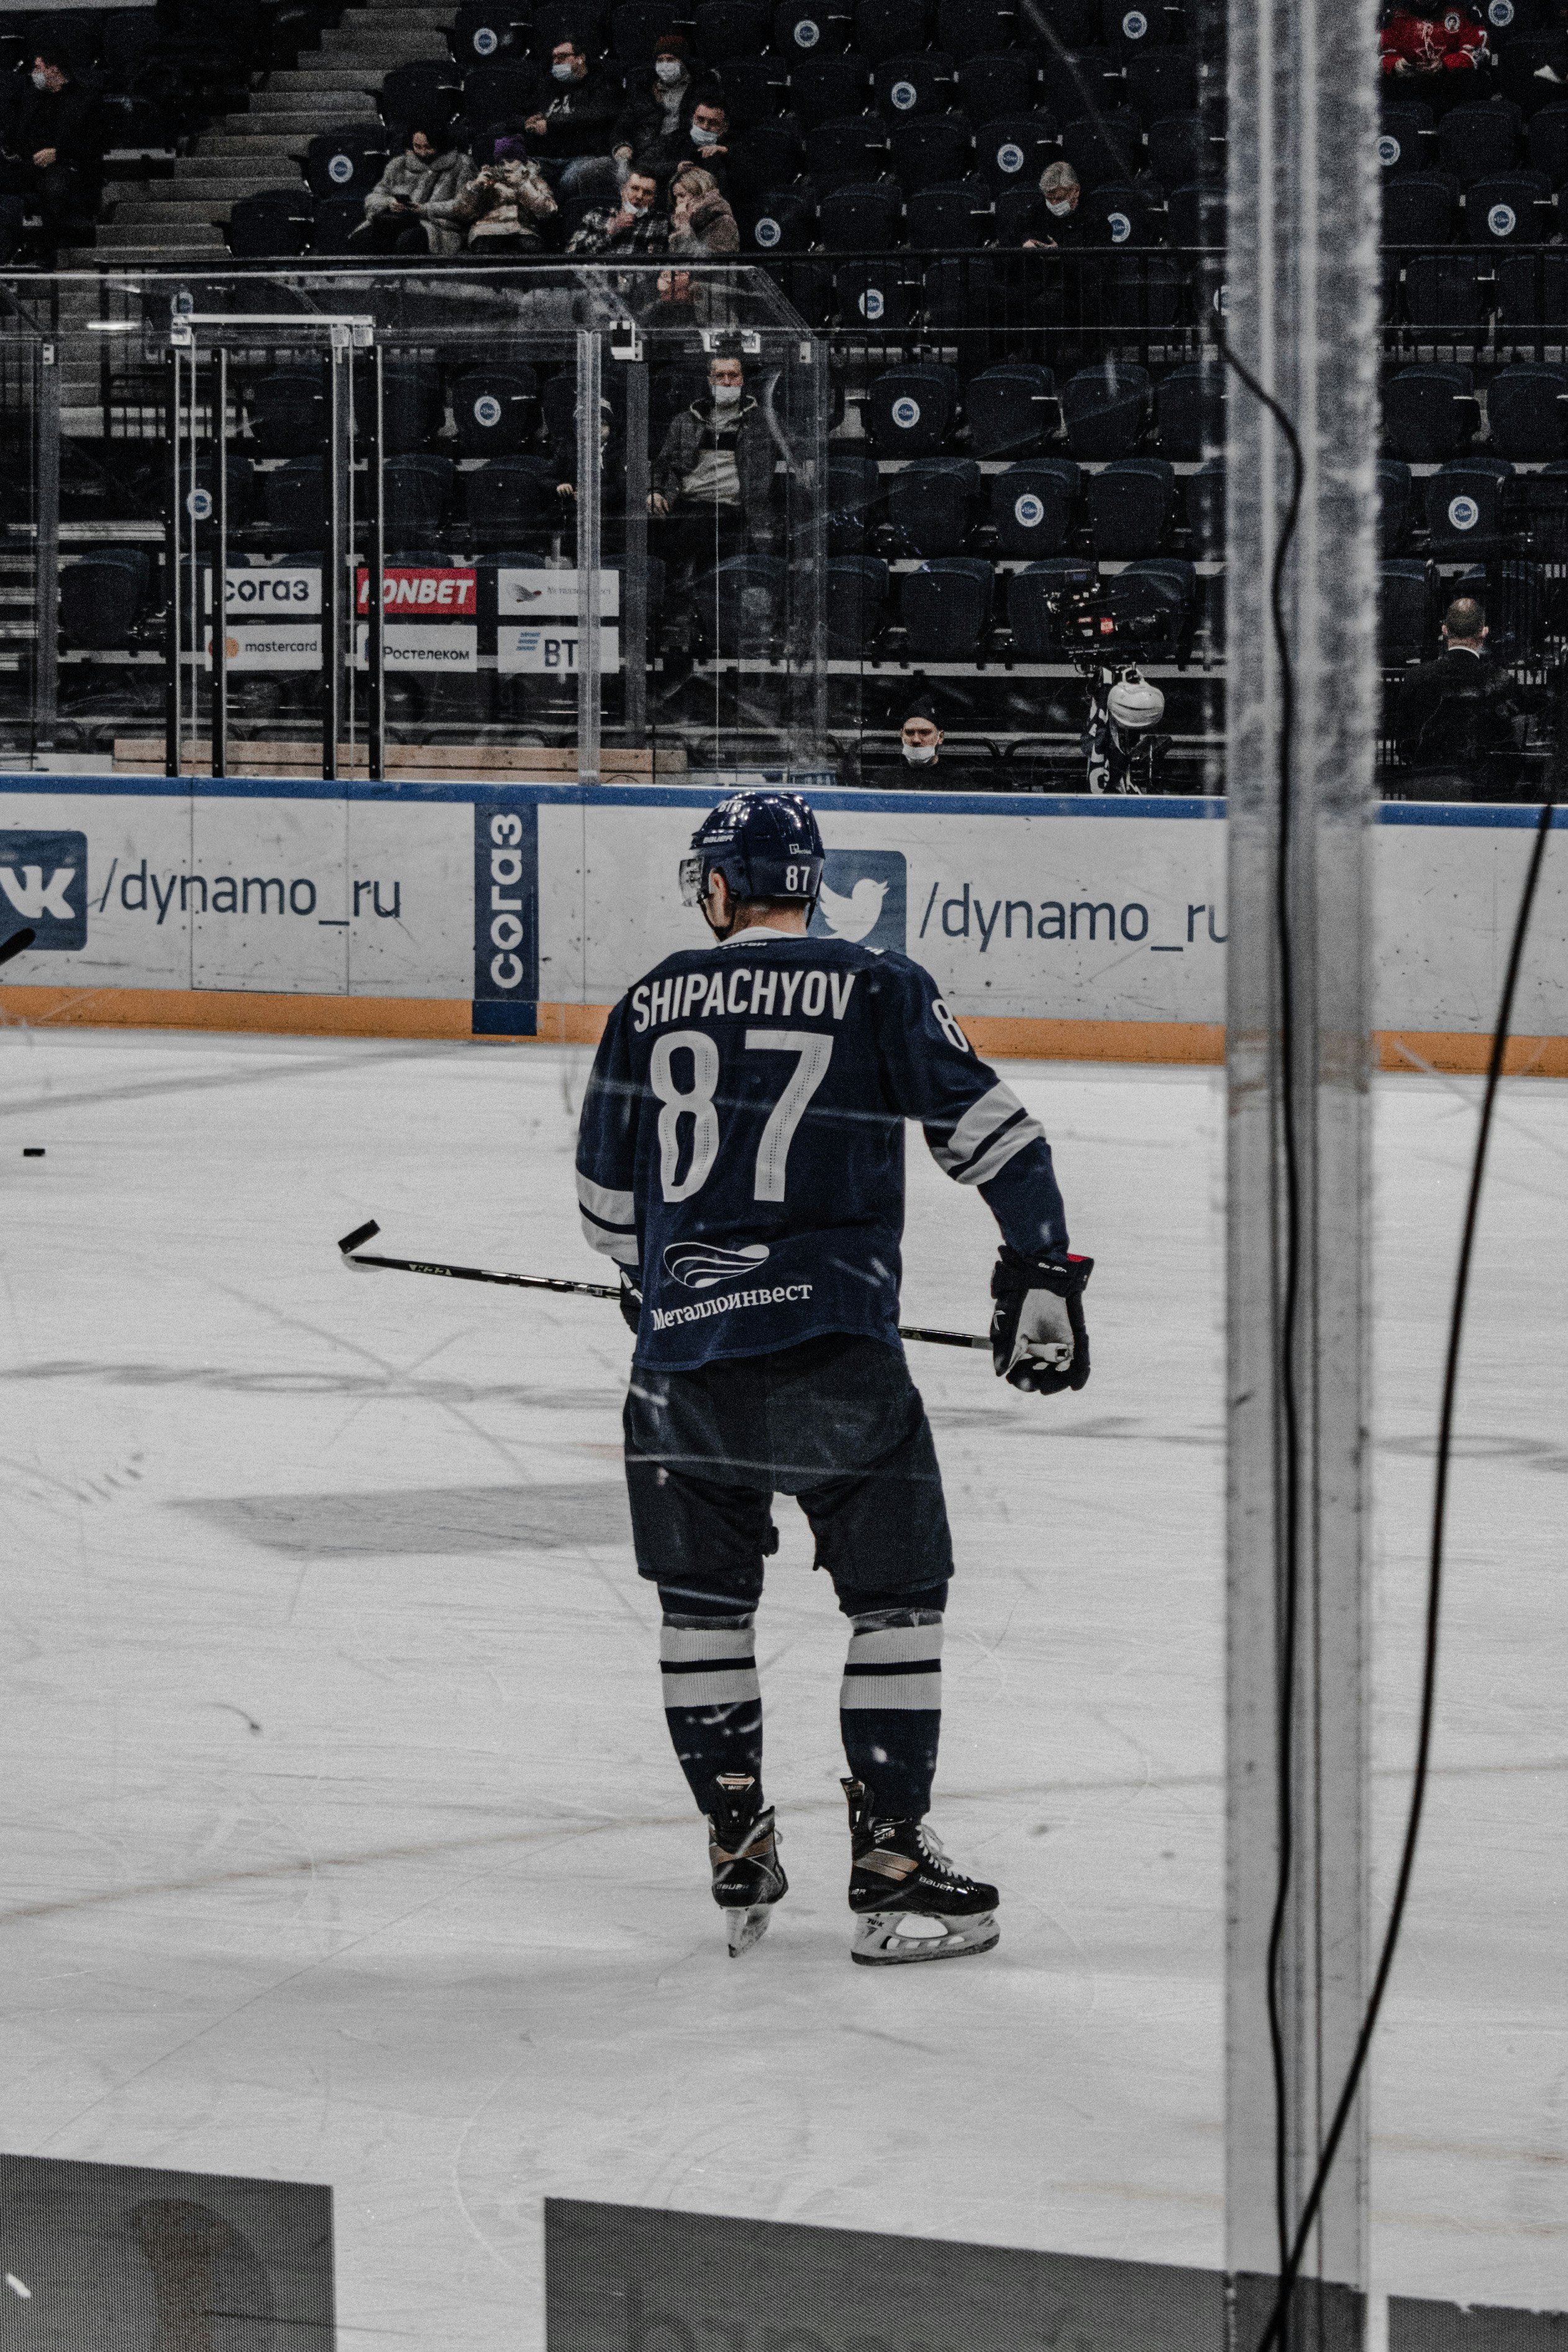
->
[[0, 775, 1564, 1070]]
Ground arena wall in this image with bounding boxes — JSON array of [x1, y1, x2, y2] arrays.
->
[[0, 778, 1563, 1073]]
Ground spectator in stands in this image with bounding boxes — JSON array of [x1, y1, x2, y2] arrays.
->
[[649, 352, 774, 576], [452, 134, 558, 253], [612, 34, 712, 176], [898, 700, 946, 770], [524, 37, 622, 198], [667, 165, 738, 255], [1395, 596, 1525, 796], [566, 166, 670, 255], [1380, 0, 1489, 76], [0, 47, 101, 253], [1020, 160, 1108, 251], [354, 125, 476, 255]]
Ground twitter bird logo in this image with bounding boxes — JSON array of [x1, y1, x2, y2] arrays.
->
[[808, 850, 907, 954], [816, 877, 888, 944]]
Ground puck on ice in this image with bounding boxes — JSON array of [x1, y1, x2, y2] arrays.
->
[[22, 1147, 43, 1157]]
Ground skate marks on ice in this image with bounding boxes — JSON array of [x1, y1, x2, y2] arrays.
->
[[176, 1480, 633, 1557]]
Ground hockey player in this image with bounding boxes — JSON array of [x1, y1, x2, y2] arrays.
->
[[1379, 0, 1489, 76], [574, 792, 1092, 1964]]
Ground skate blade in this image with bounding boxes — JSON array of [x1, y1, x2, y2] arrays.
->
[[850, 1910, 1000, 1966], [726, 1905, 774, 1958]]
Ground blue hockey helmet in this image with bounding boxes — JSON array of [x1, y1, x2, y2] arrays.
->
[[679, 790, 825, 913]]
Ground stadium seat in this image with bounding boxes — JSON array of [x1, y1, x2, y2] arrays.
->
[[463, 63, 540, 127], [610, 2, 671, 62], [649, 362, 712, 431], [826, 554, 891, 655], [1381, 171, 1458, 245], [1423, 456, 1515, 555], [60, 554, 150, 651], [873, 51, 959, 118], [532, 1, 609, 55], [885, 455, 981, 554], [836, 258, 917, 327], [939, 0, 1017, 56], [247, 368, 327, 457], [1105, 0, 1170, 50], [1403, 252, 1489, 331], [854, 0, 929, 60], [775, 0, 852, 55], [228, 188, 313, 257], [1103, 251, 1185, 330], [1382, 363, 1479, 460], [991, 457, 1079, 556], [1167, 179, 1224, 245], [385, 455, 457, 540], [451, 4, 531, 66], [900, 557, 993, 658], [1109, 557, 1195, 652], [1037, 44, 1118, 120], [698, 0, 771, 57], [1006, 558, 1096, 660], [265, 458, 326, 547], [921, 253, 1014, 330], [957, 52, 1035, 122], [693, 554, 788, 658], [378, 60, 463, 134], [1526, 99, 1568, 180], [973, 111, 1059, 198], [790, 50, 870, 125], [1437, 98, 1522, 185], [1465, 170, 1552, 243], [1183, 457, 1224, 554], [1379, 558, 1435, 665], [889, 112, 972, 191], [1061, 106, 1141, 188], [819, 178, 904, 248], [465, 455, 563, 545], [1498, 33, 1563, 116], [1377, 99, 1431, 178], [747, 188, 815, 250], [1060, 358, 1151, 458], [965, 362, 1057, 457], [1155, 363, 1221, 460], [1124, 45, 1197, 116], [827, 450, 883, 552], [1082, 179, 1159, 245], [864, 360, 959, 452], [726, 119, 802, 203], [1521, 460, 1568, 555], [1487, 362, 1568, 457], [357, 358, 444, 455], [906, 178, 992, 245], [312, 195, 366, 254], [306, 126, 391, 201], [1086, 457, 1174, 557], [803, 115, 890, 186], [714, 58, 790, 125], [1146, 109, 1204, 186], [450, 365, 540, 457], [1376, 460, 1411, 557]]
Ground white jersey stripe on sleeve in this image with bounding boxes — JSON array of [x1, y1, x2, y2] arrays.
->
[[929, 1080, 1031, 1177], [580, 1210, 639, 1265], [958, 1114, 1047, 1190], [577, 1170, 636, 1227]]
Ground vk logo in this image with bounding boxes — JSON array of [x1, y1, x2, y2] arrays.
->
[[0, 830, 86, 949], [809, 849, 906, 955]]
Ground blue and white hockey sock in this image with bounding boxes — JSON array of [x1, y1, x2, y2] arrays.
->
[[839, 1608, 944, 1821], [659, 1612, 763, 1817]]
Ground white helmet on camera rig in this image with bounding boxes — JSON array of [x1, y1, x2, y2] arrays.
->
[[1106, 670, 1165, 736]]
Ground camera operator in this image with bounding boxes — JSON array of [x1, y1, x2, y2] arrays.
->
[[1395, 596, 1526, 800]]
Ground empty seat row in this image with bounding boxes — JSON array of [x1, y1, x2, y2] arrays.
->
[[711, 48, 1199, 131], [1382, 169, 1562, 246], [1385, 361, 1568, 461], [827, 449, 1221, 554], [1377, 97, 1568, 188], [1388, 247, 1568, 335], [820, 552, 1199, 661], [1379, 453, 1568, 555], [859, 359, 1220, 460]]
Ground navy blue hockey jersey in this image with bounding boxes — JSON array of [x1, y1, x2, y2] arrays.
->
[[575, 930, 1070, 1370]]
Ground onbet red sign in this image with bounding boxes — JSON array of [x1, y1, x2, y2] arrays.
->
[[355, 567, 477, 616]]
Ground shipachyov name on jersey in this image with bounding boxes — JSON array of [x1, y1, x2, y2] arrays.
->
[[632, 965, 855, 1034]]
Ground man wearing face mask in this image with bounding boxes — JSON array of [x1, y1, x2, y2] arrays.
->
[[613, 35, 724, 181], [648, 352, 776, 580], [0, 48, 101, 255], [522, 37, 621, 198], [566, 165, 670, 256]]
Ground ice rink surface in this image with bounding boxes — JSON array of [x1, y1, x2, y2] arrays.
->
[[0, 1026, 1562, 2346]]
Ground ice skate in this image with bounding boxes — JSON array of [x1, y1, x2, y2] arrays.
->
[[842, 1778, 999, 1965], [708, 1774, 786, 1956]]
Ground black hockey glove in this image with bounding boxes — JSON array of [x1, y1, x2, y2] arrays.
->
[[619, 1269, 643, 1336], [990, 1249, 1093, 1395]]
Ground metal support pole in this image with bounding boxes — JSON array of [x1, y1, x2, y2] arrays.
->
[[212, 346, 229, 780], [33, 337, 59, 759], [165, 345, 184, 779], [365, 342, 386, 784], [623, 355, 649, 752], [575, 326, 602, 788], [1224, 0, 1378, 2325], [323, 342, 347, 782]]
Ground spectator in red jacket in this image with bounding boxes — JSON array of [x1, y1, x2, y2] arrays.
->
[[1380, 2, 1490, 76]]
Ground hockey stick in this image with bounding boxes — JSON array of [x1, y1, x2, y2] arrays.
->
[[0, 927, 37, 968], [336, 1221, 991, 1351]]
